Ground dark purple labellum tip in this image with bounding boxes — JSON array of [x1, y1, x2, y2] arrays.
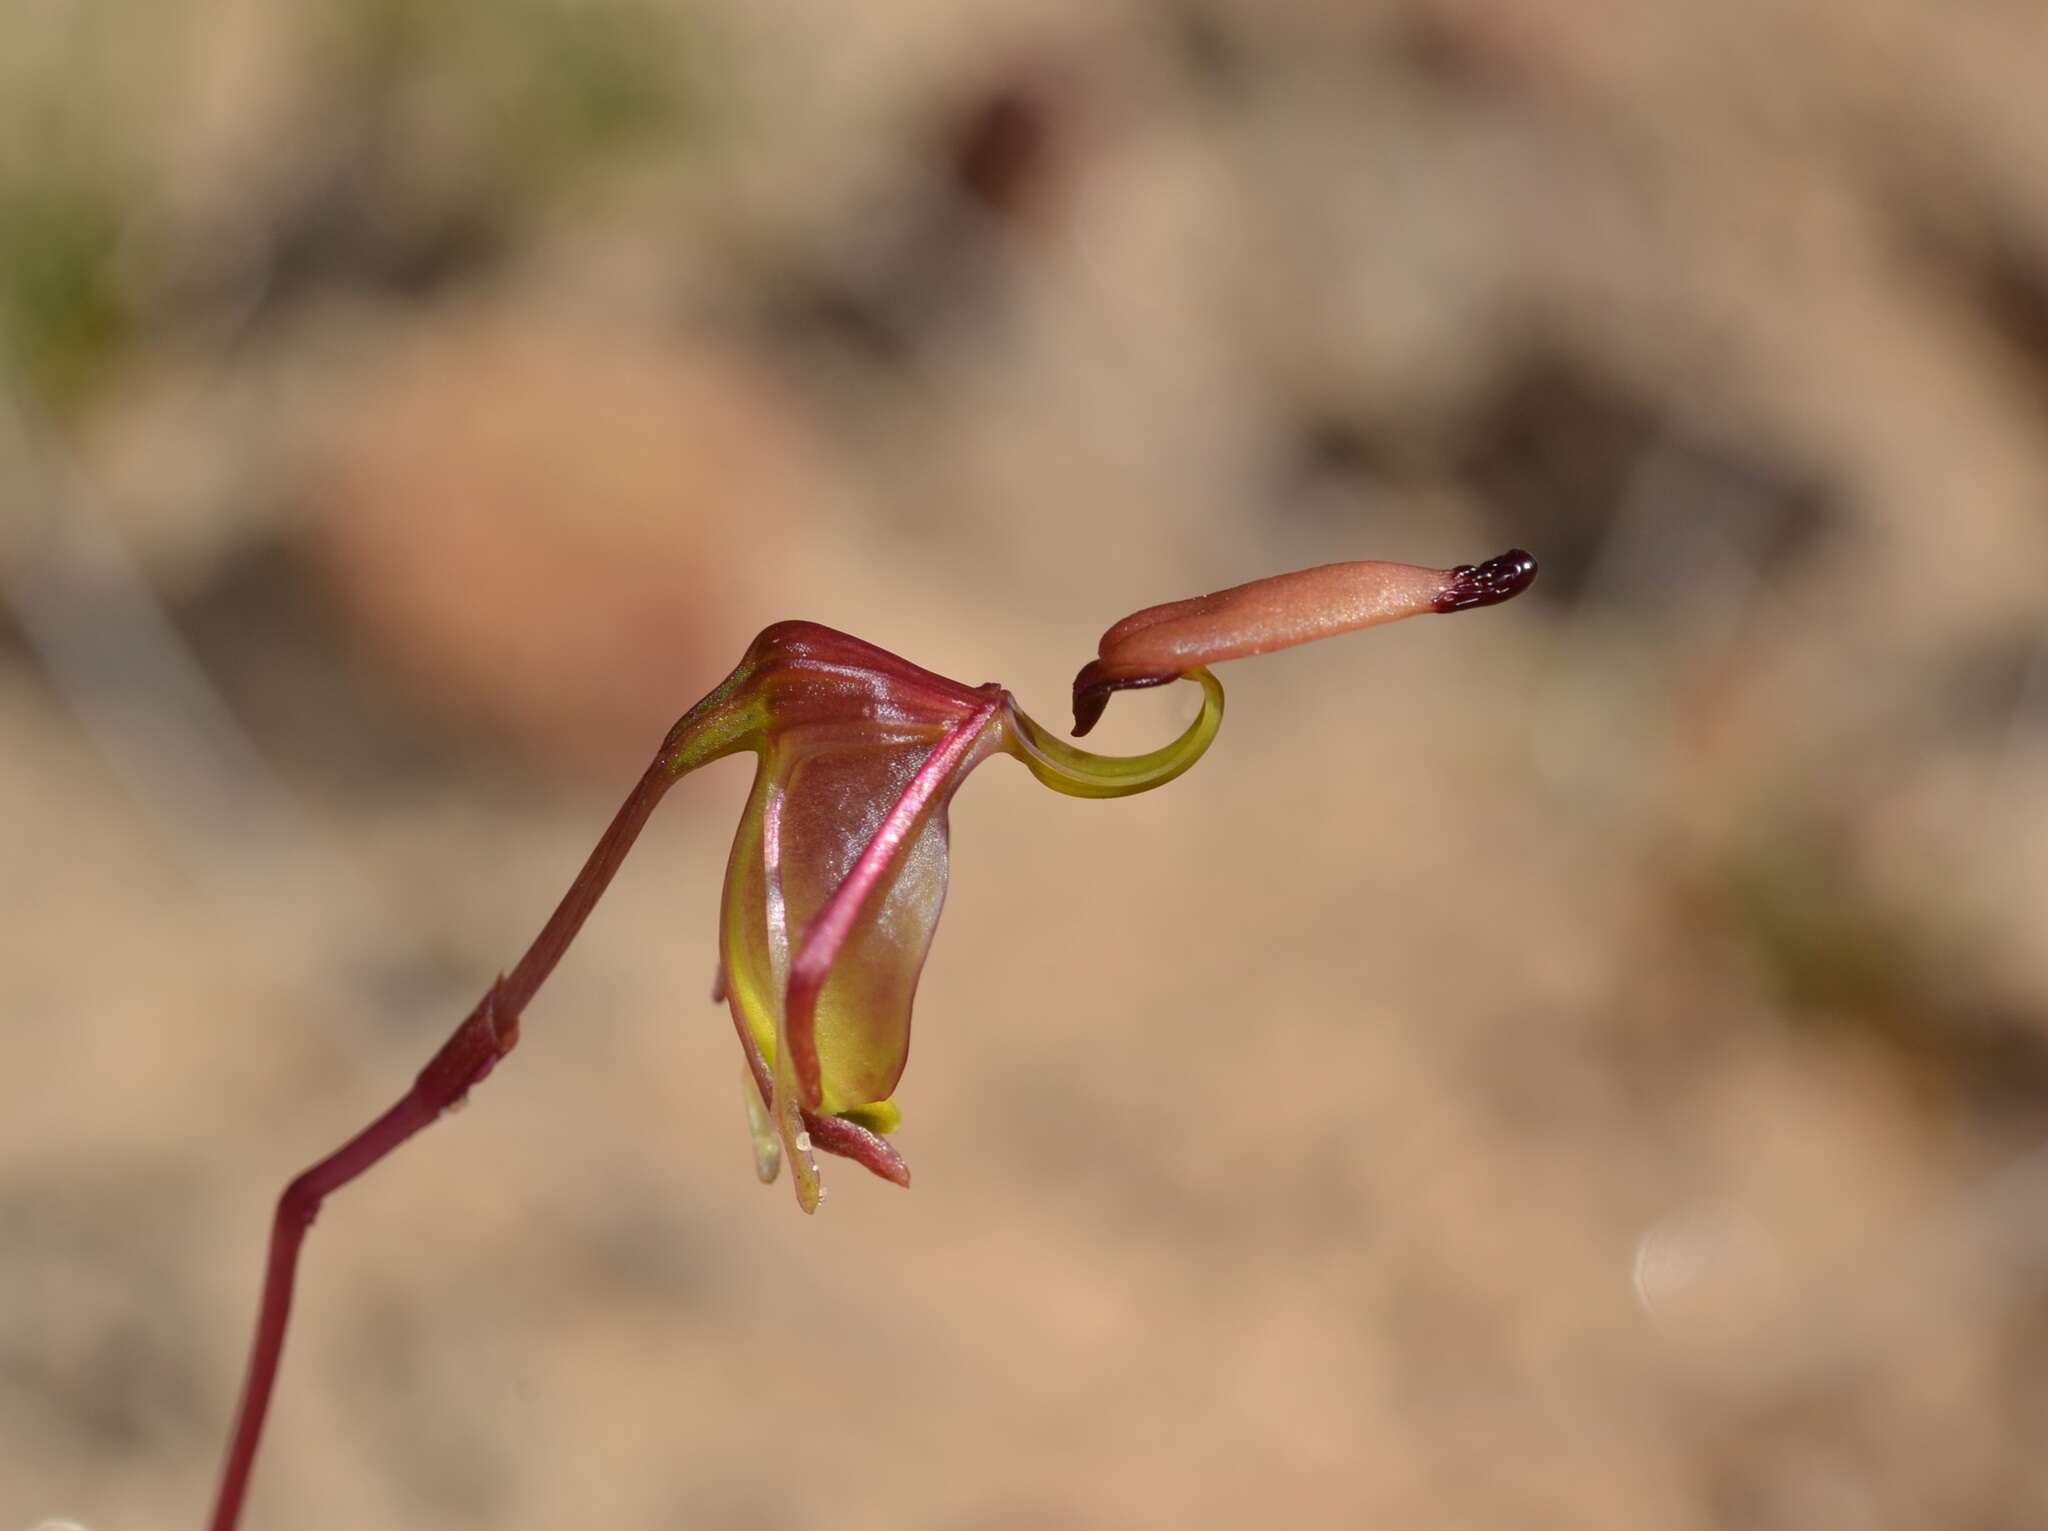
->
[[1433, 548, 1539, 613], [1070, 661, 1177, 736]]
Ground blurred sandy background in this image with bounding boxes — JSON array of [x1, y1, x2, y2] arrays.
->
[[6, 1, 2048, 1527]]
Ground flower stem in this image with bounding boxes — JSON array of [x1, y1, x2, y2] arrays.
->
[[205, 747, 689, 1531]]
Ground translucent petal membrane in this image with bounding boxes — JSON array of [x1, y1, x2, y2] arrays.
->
[[722, 724, 998, 1119]]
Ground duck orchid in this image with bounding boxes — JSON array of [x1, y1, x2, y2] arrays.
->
[[209, 549, 1536, 1531]]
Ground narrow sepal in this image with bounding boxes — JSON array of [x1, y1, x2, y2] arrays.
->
[[739, 1056, 782, 1184]]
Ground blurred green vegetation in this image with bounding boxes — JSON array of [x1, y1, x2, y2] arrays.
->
[[0, 0, 693, 412], [357, 0, 692, 185], [1724, 828, 2048, 1119], [0, 169, 134, 411]]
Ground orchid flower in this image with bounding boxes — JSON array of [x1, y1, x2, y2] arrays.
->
[[671, 548, 1538, 1212], [207, 548, 1535, 1531], [685, 619, 1224, 1213]]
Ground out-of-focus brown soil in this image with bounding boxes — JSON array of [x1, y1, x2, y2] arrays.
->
[[5, 2, 2048, 1527]]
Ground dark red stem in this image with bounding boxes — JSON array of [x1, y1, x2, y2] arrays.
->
[[206, 756, 676, 1531]]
